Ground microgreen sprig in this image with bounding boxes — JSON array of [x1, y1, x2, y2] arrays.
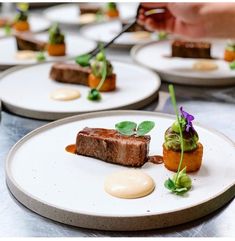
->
[[4, 24, 11, 36], [36, 51, 46, 62], [164, 85, 192, 195], [115, 121, 155, 136], [87, 46, 107, 101]]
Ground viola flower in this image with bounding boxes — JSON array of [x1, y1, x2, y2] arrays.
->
[[180, 107, 195, 132]]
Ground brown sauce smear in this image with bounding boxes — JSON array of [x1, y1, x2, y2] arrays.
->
[[65, 144, 77, 154], [148, 155, 163, 164]]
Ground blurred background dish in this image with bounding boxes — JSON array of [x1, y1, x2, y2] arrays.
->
[[43, 3, 138, 26], [131, 40, 235, 86], [0, 61, 160, 120], [0, 33, 97, 70], [80, 20, 158, 48], [0, 15, 51, 38]]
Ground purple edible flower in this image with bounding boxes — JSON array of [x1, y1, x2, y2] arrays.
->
[[180, 106, 195, 132]]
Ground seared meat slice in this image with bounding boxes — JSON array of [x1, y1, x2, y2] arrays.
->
[[172, 40, 211, 59], [76, 127, 150, 167], [50, 63, 91, 86], [15, 33, 47, 51]]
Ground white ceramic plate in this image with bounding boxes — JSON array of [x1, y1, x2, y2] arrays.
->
[[5, 110, 235, 230], [80, 20, 158, 48], [0, 15, 50, 38], [43, 3, 138, 26], [0, 33, 97, 69], [131, 40, 235, 86], [0, 62, 160, 120]]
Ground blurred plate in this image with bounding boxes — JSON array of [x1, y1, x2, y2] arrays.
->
[[0, 61, 160, 120], [80, 20, 158, 48], [0, 15, 51, 38], [43, 3, 138, 26], [0, 33, 97, 69], [131, 40, 235, 86], [5, 110, 235, 230]]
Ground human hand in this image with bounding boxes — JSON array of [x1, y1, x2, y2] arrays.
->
[[137, 3, 235, 39]]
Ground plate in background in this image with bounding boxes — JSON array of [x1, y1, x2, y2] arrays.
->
[[131, 40, 235, 86], [0, 33, 97, 69], [0, 62, 160, 120], [80, 20, 158, 48], [0, 15, 51, 38], [43, 3, 138, 26]]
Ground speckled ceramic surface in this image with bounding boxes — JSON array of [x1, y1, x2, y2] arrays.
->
[[5, 111, 235, 231]]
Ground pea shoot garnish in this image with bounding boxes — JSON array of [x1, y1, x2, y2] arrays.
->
[[75, 54, 92, 67], [4, 24, 11, 36], [158, 31, 168, 41], [164, 85, 192, 195], [36, 51, 46, 62], [87, 49, 107, 101], [229, 61, 235, 70], [115, 121, 155, 136]]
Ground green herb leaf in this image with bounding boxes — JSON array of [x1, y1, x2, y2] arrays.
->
[[158, 31, 168, 40], [36, 51, 46, 62], [164, 178, 175, 191], [229, 61, 235, 70], [115, 121, 137, 136], [87, 88, 101, 101], [136, 121, 155, 136], [4, 25, 11, 36], [173, 187, 188, 195], [76, 54, 91, 67]]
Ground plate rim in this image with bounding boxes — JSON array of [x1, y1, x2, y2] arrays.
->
[[131, 40, 235, 87], [5, 110, 235, 230], [0, 61, 161, 120]]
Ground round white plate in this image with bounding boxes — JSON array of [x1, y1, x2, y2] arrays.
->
[[0, 15, 50, 38], [6, 111, 235, 230], [131, 40, 235, 86], [43, 3, 138, 26], [0, 62, 160, 120], [0, 33, 97, 69], [80, 20, 158, 48]]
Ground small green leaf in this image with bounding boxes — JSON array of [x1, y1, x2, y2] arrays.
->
[[164, 178, 175, 191], [115, 121, 137, 136], [229, 61, 235, 70], [4, 25, 11, 36], [173, 187, 188, 195], [36, 51, 46, 62], [158, 31, 168, 40], [76, 54, 91, 67], [87, 88, 101, 101], [136, 121, 155, 136]]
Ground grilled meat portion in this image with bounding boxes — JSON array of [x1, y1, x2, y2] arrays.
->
[[172, 40, 211, 59], [76, 127, 150, 167], [50, 63, 91, 86], [15, 33, 47, 51]]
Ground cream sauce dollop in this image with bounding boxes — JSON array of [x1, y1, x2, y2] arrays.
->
[[131, 31, 151, 40], [193, 60, 218, 71], [15, 50, 37, 60], [79, 14, 97, 24], [104, 170, 155, 199], [50, 88, 81, 101]]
